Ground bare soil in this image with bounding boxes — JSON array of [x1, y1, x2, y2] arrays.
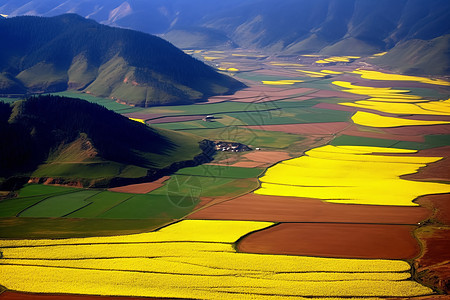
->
[[238, 223, 420, 259], [188, 193, 430, 224], [107, 176, 170, 194]]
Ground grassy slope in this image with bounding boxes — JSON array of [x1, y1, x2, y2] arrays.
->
[[370, 35, 450, 75]]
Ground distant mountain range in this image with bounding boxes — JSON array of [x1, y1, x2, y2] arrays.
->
[[0, 95, 212, 188], [1, 0, 448, 74], [0, 14, 244, 106]]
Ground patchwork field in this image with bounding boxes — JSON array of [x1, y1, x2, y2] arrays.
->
[[1, 49, 449, 299]]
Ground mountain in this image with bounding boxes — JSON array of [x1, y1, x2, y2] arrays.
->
[[202, 0, 450, 56], [0, 14, 245, 106], [1, 0, 448, 56], [1, 1, 449, 74], [370, 34, 450, 75], [0, 95, 212, 189]]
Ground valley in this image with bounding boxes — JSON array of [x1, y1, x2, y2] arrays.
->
[[0, 47, 449, 299]]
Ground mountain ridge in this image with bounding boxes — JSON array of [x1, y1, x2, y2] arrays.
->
[[0, 95, 213, 189], [0, 14, 245, 106]]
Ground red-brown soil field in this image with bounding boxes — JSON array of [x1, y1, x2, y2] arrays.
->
[[188, 193, 430, 224], [238, 223, 420, 259]]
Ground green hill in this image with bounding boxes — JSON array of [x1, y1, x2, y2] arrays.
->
[[370, 35, 450, 75], [0, 14, 245, 106], [0, 95, 212, 189]]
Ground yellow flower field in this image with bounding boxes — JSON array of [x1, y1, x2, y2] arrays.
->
[[341, 99, 450, 116], [315, 56, 360, 64], [256, 145, 450, 206], [321, 70, 344, 74], [373, 52, 388, 57], [270, 62, 304, 67], [128, 117, 146, 124], [297, 70, 327, 77], [0, 220, 433, 299], [332, 80, 450, 115], [353, 69, 450, 86], [203, 56, 224, 60], [352, 111, 450, 127]]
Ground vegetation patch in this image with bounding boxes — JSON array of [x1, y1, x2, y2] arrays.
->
[[256, 145, 450, 206], [0, 220, 433, 299], [175, 165, 264, 179]]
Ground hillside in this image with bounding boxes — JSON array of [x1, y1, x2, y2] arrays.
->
[[370, 34, 450, 76], [0, 14, 244, 106], [1, 0, 448, 58], [0, 95, 211, 189]]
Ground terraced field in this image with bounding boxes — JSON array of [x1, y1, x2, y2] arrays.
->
[[1, 49, 449, 299]]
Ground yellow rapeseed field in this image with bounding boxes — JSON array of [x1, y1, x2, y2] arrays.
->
[[270, 62, 304, 67], [321, 70, 344, 74], [256, 145, 450, 206], [353, 69, 450, 86], [315, 56, 360, 64], [352, 111, 450, 127], [332, 80, 450, 115], [128, 117, 146, 124], [341, 99, 450, 116], [0, 220, 433, 299], [297, 70, 327, 77]]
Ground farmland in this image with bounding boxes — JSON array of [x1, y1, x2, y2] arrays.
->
[[1, 48, 449, 299]]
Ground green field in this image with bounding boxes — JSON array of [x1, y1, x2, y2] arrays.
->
[[31, 161, 147, 179], [330, 135, 400, 147], [151, 175, 259, 199], [175, 165, 264, 179], [19, 190, 101, 218], [48, 91, 143, 113], [0, 217, 171, 239]]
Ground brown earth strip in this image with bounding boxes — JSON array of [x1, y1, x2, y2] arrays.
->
[[204, 161, 265, 168], [417, 194, 450, 227], [414, 227, 450, 293], [245, 122, 349, 135], [385, 124, 450, 136], [187, 193, 430, 224], [237, 223, 420, 259], [403, 147, 450, 182], [340, 126, 425, 142], [0, 291, 166, 300], [242, 151, 291, 164], [107, 176, 170, 194]]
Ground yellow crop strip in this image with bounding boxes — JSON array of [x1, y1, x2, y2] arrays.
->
[[353, 69, 450, 86], [321, 70, 344, 74], [270, 62, 304, 67], [0, 220, 433, 299], [256, 145, 450, 206], [332, 80, 450, 115], [297, 70, 327, 77], [352, 111, 450, 127], [340, 99, 450, 116], [128, 117, 146, 124]]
